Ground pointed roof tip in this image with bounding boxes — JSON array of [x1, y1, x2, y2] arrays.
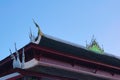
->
[[91, 35, 96, 41], [9, 49, 12, 54], [32, 18, 36, 24], [32, 19, 39, 27], [32, 19, 43, 36], [29, 27, 33, 37], [22, 48, 25, 56], [14, 42, 17, 50]]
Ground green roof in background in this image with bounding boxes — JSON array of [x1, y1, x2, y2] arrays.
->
[[86, 36, 104, 54]]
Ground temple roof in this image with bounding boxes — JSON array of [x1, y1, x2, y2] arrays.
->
[[1, 22, 120, 78], [38, 35, 120, 68]]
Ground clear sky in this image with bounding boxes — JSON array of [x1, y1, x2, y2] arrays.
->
[[0, 0, 120, 60]]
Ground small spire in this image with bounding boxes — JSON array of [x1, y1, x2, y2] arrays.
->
[[9, 49, 17, 69], [29, 27, 33, 41], [9, 49, 12, 55], [29, 27, 35, 42], [86, 40, 88, 48], [15, 43, 19, 57], [102, 44, 104, 51], [14, 43, 21, 68], [21, 48, 25, 69], [91, 35, 95, 42], [15, 43, 17, 53], [9, 49, 15, 60]]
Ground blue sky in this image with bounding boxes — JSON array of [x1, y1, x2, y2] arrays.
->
[[0, 0, 120, 60]]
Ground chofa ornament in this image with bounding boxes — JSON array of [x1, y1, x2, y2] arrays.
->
[[29, 20, 43, 44]]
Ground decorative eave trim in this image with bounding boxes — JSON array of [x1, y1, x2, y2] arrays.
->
[[0, 72, 20, 80], [23, 58, 38, 69], [31, 44, 120, 71], [38, 60, 119, 80]]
